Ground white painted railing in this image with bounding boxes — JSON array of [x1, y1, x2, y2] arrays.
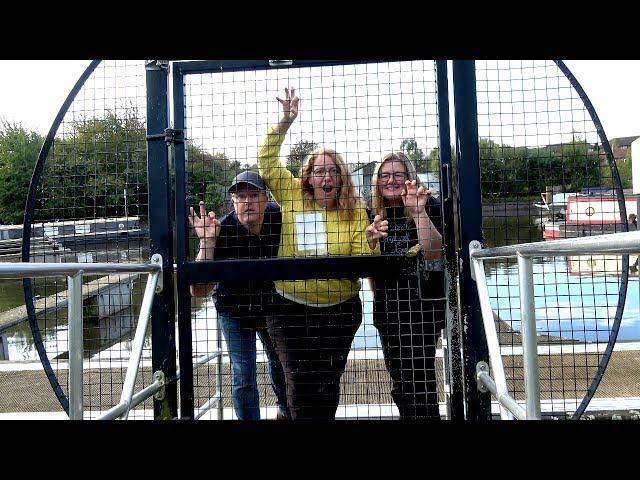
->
[[469, 230, 640, 420]]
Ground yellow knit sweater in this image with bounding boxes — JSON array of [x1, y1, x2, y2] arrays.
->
[[257, 126, 377, 306]]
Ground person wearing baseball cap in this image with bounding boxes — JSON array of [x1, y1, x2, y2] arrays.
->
[[189, 170, 289, 420]]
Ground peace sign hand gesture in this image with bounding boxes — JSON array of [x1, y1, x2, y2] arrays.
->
[[276, 87, 299, 124], [188, 201, 222, 249]]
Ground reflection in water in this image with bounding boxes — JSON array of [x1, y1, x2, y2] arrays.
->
[[485, 256, 640, 342], [482, 216, 639, 342], [1, 243, 148, 362]]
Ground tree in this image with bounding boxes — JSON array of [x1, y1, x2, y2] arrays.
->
[[615, 154, 633, 189], [287, 140, 318, 175], [187, 142, 239, 214], [478, 136, 603, 199], [400, 138, 423, 172], [42, 108, 149, 220], [0, 122, 44, 224]]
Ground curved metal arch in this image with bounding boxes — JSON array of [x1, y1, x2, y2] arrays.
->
[[554, 60, 629, 419], [21, 60, 102, 414]]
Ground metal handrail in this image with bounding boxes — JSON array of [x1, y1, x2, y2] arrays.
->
[[469, 230, 640, 420], [0, 261, 161, 278], [116, 264, 162, 420], [0, 255, 164, 420], [470, 230, 640, 260]]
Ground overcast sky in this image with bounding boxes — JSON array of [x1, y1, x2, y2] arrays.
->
[[0, 60, 638, 142]]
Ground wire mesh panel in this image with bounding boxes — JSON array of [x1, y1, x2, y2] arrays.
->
[[178, 60, 447, 420], [475, 60, 635, 418], [19, 60, 153, 418]]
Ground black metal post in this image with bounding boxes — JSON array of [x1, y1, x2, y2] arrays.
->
[[146, 60, 178, 419], [436, 60, 465, 421], [172, 63, 195, 419], [452, 60, 491, 421]]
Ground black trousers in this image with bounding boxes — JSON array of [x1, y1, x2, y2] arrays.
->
[[374, 292, 444, 420], [266, 295, 362, 420]]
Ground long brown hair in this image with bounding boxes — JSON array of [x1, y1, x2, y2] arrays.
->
[[300, 148, 363, 221], [370, 151, 419, 221]]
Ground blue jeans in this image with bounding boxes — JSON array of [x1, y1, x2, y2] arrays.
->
[[218, 311, 290, 420]]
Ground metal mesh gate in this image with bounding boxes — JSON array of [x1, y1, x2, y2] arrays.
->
[[174, 60, 450, 420]]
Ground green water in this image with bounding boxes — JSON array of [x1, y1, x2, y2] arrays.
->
[[0, 244, 149, 361]]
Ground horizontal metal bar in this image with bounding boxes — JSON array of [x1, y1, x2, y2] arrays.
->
[[98, 379, 162, 420], [187, 255, 443, 283], [175, 351, 224, 381], [470, 230, 639, 260], [0, 261, 161, 279], [194, 393, 222, 420], [477, 372, 526, 420], [172, 59, 390, 75], [194, 350, 223, 368]]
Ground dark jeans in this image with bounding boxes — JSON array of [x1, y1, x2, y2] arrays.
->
[[266, 294, 362, 420], [218, 311, 290, 420], [374, 293, 444, 420]]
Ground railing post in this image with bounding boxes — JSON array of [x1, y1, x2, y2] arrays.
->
[[469, 242, 514, 420], [517, 254, 542, 420], [120, 260, 162, 419], [67, 271, 84, 420]]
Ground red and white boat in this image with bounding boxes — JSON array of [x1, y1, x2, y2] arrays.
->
[[542, 194, 638, 239]]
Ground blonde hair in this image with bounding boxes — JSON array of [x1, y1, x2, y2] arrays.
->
[[370, 151, 419, 221], [300, 148, 363, 221]]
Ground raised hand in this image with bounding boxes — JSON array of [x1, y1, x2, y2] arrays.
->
[[188, 201, 221, 246], [366, 214, 389, 249], [276, 87, 299, 124], [402, 180, 431, 217]]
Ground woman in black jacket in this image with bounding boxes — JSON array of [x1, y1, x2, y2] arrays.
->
[[367, 152, 445, 419]]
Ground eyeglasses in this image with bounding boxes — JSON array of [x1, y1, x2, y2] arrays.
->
[[378, 172, 408, 181], [232, 192, 264, 202], [312, 167, 341, 178]]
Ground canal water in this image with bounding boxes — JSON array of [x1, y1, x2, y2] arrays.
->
[[1, 216, 638, 363]]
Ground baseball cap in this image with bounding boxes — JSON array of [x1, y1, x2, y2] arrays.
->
[[228, 171, 268, 193]]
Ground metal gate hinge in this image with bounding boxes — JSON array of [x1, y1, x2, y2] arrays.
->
[[145, 60, 170, 72], [153, 371, 166, 401], [476, 361, 490, 393]]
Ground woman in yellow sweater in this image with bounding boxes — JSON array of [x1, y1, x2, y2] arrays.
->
[[258, 88, 386, 419]]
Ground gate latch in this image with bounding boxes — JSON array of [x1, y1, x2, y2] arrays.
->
[[146, 128, 184, 145]]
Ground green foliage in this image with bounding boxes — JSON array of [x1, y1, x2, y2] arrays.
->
[[286, 140, 318, 175], [400, 138, 440, 174], [0, 109, 246, 224], [38, 108, 148, 221], [614, 154, 633, 189], [0, 122, 45, 224], [479, 137, 602, 199], [187, 142, 240, 214]]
